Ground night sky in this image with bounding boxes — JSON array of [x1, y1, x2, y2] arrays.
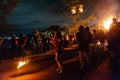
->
[[7, 0, 67, 32], [6, 0, 120, 33]]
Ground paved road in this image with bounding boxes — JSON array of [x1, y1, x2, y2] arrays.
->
[[0, 46, 111, 80]]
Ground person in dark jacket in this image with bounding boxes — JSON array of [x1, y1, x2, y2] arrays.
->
[[76, 26, 92, 69], [107, 18, 120, 80]]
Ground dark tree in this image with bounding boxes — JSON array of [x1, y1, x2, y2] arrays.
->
[[0, 0, 19, 34]]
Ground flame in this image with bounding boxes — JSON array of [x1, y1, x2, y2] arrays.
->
[[97, 41, 101, 46], [17, 61, 26, 69], [104, 17, 113, 30]]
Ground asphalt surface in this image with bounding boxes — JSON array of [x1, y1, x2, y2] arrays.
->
[[0, 46, 112, 80]]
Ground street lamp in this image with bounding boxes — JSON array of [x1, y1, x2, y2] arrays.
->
[[71, 4, 83, 29], [78, 5, 84, 14], [71, 6, 76, 15]]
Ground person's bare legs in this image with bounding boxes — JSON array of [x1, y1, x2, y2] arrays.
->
[[55, 52, 63, 74], [79, 51, 84, 69], [84, 52, 90, 63]]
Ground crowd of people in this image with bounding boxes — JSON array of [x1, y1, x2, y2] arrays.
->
[[0, 23, 110, 74], [0, 26, 107, 55], [0, 27, 76, 56]]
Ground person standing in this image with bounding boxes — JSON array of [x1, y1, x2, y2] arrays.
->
[[107, 18, 120, 80], [76, 26, 92, 69], [84, 27, 93, 61], [10, 33, 17, 58], [92, 29, 98, 53], [52, 27, 63, 74]]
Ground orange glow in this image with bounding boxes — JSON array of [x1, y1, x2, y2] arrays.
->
[[17, 61, 26, 69], [97, 41, 101, 46], [78, 5, 83, 13], [71, 6, 76, 15], [104, 17, 113, 31]]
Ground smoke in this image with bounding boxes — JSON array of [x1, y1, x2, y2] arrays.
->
[[94, 0, 119, 20]]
